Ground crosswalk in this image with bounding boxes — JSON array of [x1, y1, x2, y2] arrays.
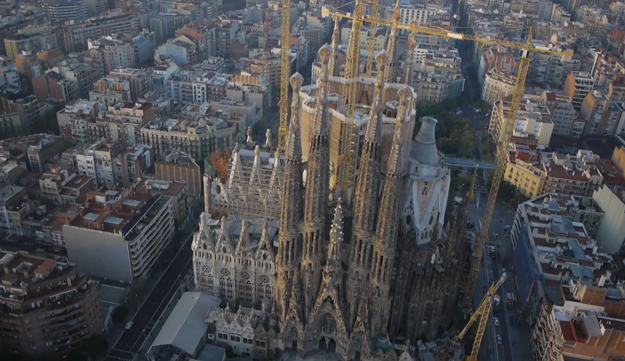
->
[[107, 349, 136, 361]]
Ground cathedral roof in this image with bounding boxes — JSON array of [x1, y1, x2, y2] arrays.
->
[[195, 213, 279, 254], [411, 117, 440, 166]]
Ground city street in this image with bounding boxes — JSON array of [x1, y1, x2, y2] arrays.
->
[[470, 193, 533, 361], [105, 230, 196, 361]]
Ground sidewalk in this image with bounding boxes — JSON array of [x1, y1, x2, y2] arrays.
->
[[104, 214, 201, 354]]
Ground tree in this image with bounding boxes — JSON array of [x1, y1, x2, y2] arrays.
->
[[112, 306, 129, 323], [209, 147, 232, 180]]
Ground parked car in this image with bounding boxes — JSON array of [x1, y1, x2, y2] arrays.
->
[[496, 335, 502, 344], [456, 110, 463, 115], [125, 321, 134, 330]]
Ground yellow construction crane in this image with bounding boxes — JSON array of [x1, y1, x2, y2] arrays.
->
[[277, 0, 292, 152], [454, 272, 507, 361], [322, 6, 572, 307], [336, 0, 366, 200], [365, 0, 380, 77]]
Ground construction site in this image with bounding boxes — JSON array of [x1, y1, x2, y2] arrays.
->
[[199, 0, 573, 359]]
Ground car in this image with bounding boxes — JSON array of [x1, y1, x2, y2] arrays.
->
[[496, 335, 502, 344], [485, 112, 490, 117], [456, 110, 463, 115], [493, 317, 500, 326], [493, 309, 499, 317], [125, 321, 134, 330]]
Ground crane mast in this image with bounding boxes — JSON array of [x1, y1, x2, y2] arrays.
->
[[337, 0, 365, 200], [456, 272, 507, 361], [277, 0, 292, 152], [365, 0, 380, 77]]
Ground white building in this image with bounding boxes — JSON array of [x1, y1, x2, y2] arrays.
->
[[593, 185, 625, 254], [401, 117, 450, 248], [62, 188, 175, 283]]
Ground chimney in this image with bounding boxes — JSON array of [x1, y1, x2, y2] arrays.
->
[[598, 273, 607, 287]]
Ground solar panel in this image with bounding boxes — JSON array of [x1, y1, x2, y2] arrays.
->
[[84, 213, 99, 221], [123, 199, 141, 207], [105, 217, 124, 225]]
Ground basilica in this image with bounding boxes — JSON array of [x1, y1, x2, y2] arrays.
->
[[191, 35, 464, 360]]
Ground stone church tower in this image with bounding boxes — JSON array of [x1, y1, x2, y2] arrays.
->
[[274, 42, 416, 360]]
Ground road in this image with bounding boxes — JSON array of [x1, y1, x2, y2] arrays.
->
[[105, 231, 195, 361]]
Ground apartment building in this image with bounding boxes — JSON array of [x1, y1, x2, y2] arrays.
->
[[58, 14, 141, 53], [505, 146, 546, 199], [528, 45, 577, 84], [477, 46, 520, 86], [4, 31, 58, 60], [0, 112, 22, 138], [340, 22, 388, 59], [177, 20, 217, 60], [593, 185, 625, 254], [62, 188, 175, 283], [136, 178, 189, 228], [42, 0, 87, 23], [155, 36, 200, 65], [0, 57, 20, 90], [540, 150, 604, 197], [30, 165, 94, 206], [564, 71, 595, 111], [510, 192, 605, 263], [541, 92, 578, 137], [140, 107, 244, 162], [33, 71, 75, 103], [53, 60, 99, 100], [155, 151, 202, 198], [581, 92, 625, 137], [0, 251, 103, 357], [0, 134, 66, 173], [164, 71, 225, 105], [76, 139, 125, 188], [0, 93, 41, 132], [116, 144, 153, 188], [489, 94, 554, 147], [248, 51, 281, 87], [109, 68, 153, 103], [532, 299, 625, 361], [412, 47, 465, 103], [87, 102, 154, 146], [481, 68, 516, 104], [89, 77, 131, 106], [88, 36, 137, 74], [57, 99, 100, 145], [397, 3, 441, 26], [226, 72, 267, 119]]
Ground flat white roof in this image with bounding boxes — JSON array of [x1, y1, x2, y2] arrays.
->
[[150, 292, 221, 356]]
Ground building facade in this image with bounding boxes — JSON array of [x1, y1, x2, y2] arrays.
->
[[0, 250, 103, 357], [62, 188, 175, 283]]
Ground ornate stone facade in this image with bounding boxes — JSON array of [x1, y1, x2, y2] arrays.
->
[[192, 214, 278, 306], [204, 141, 283, 220]]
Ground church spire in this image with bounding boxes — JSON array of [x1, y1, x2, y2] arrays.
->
[[275, 73, 305, 322], [404, 32, 417, 86], [368, 86, 413, 336], [346, 51, 388, 328], [329, 16, 341, 77], [327, 199, 344, 266], [385, 0, 402, 83], [301, 45, 332, 320]]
